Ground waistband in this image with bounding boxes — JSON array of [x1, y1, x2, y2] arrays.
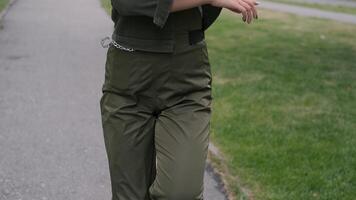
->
[[111, 29, 205, 54]]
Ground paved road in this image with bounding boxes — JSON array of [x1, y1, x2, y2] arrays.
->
[[260, 1, 356, 24], [283, 0, 356, 7], [0, 0, 227, 199]]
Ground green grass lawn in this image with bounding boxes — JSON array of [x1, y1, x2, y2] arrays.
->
[[101, 0, 111, 14], [207, 9, 356, 200], [0, 0, 10, 13], [266, 0, 356, 15], [100, 1, 356, 199]]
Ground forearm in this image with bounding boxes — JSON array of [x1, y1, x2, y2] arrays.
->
[[170, 0, 214, 12]]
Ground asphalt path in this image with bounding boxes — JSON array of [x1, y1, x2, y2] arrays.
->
[[260, 1, 356, 24], [280, 0, 356, 7], [0, 0, 227, 199]]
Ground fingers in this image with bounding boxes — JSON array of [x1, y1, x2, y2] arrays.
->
[[238, 0, 252, 23], [230, 2, 247, 21], [241, 0, 258, 20], [222, 0, 259, 23], [235, 0, 258, 24], [229, 1, 248, 22]]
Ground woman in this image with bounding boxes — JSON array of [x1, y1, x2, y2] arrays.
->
[[100, 0, 258, 199]]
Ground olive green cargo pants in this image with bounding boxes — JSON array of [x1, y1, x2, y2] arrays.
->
[[100, 31, 213, 200]]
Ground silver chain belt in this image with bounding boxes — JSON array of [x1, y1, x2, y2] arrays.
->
[[100, 36, 135, 52]]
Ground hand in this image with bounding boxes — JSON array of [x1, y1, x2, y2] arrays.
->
[[209, 0, 259, 24]]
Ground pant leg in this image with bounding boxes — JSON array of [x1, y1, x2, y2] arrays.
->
[[148, 99, 212, 200], [149, 40, 213, 200], [100, 92, 157, 200], [100, 45, 159, 200]]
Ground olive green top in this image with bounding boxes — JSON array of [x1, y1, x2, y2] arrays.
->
[[110, 0, 222, 52]]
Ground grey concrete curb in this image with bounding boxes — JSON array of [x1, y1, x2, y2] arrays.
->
[[0, 0, 18, 26], [207, 142, 231, 200]]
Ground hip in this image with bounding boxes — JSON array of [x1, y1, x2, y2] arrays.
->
[[101, 36, 212, 103]]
